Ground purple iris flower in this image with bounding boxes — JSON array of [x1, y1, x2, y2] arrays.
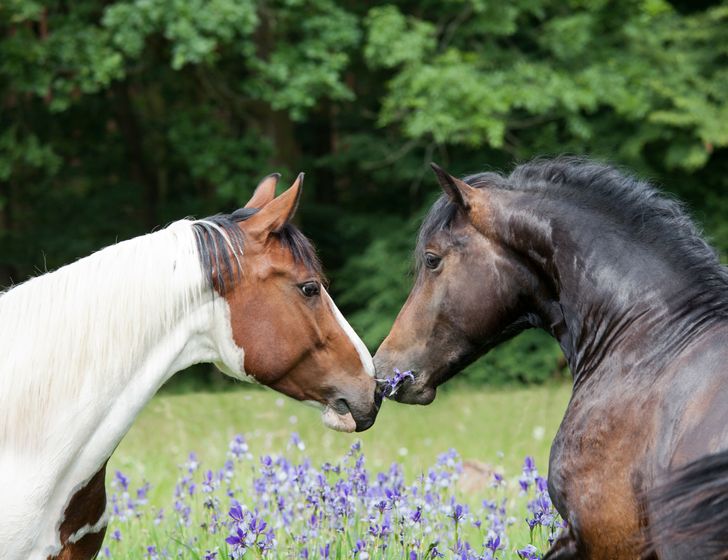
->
[[225, 526, 248, 549], [450, 503, 466, 523], [517, 544, 540, 559], [114, 471, 129, 491], [379, 368, 416, 397], [485, 533, 503, 552], [228, 502, 245, 523], [290, 432, 305, 451]]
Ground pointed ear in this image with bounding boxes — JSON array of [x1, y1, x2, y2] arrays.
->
[[430, 162, 477, 210], [245, 173, 303, 236], [244, 173, 280, 209]]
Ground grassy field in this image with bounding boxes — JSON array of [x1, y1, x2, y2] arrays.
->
[[110, 382, 572, 506], [103, 383, 574, 558]]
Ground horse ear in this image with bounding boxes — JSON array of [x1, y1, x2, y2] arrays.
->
[[245, 173, 303, 236], [244, 173, 280, 209], [430, 162, 477, 210]]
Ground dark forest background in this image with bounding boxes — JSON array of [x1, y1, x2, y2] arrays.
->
[[2, 0, 727, 388]]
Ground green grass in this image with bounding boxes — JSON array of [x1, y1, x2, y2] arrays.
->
[[110, 382, 571, 507]]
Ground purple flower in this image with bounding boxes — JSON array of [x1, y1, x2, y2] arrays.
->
[[114, 471, 129, 491], [379, 368, 415, 397], [290, 432, 306, 451], [486, 533, 503, 552], [229, 502, 245, 523], [449, 503, 466, 523], [517, 544, 540, 559], [492, 472, 505, 488], [136, 482, 150, 503], [186, 452, 199, 473], [225, 527, 248, 551], [229, 434, 250, 460]]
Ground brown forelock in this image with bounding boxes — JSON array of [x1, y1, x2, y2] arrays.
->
[[223, 234, 364, 405], [49, 463, 108, 560]]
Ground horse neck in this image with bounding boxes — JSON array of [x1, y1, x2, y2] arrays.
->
[[0, 221, 220, 456], [493, 191, 728, 384]]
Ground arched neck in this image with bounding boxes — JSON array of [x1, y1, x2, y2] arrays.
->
[[490, 191, 728, 386]]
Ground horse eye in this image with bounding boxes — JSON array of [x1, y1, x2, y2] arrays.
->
[[300, 281, 320, 297], [424, 252, 442, 270]]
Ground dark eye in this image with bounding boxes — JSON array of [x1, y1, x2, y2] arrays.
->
[[424, 252, 442, 270], [300, 281, 320, 297]]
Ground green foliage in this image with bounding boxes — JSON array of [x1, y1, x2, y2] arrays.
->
[[367, 0, 728, 173], [338, 213, 420, 346], [463, 330, 566, 386], [364, 6, 436, 69], [1, 0, 727, 387]]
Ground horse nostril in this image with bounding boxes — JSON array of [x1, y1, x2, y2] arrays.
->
[[331, 398, 350, 416]]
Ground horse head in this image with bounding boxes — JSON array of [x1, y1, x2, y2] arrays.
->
[[214, 174, 382, 431]]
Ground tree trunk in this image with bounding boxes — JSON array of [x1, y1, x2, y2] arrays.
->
[[113, 81, 159, 230]]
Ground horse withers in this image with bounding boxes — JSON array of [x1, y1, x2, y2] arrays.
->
[[374, 159, 728, 559], [0, 174, 382, 560]]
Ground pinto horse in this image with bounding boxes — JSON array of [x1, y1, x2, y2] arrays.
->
[[374, 158, 728, 559], [0, 174, 381, 560]]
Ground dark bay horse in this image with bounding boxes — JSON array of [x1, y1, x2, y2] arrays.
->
[[0, 174, 381, 560], [374, 158, 728, 559]]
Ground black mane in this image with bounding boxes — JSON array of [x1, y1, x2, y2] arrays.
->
[[417, 157, 728, 290], [192, 208, 322, 294]]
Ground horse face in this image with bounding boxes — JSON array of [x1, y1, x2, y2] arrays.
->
[[224, 176, 381, 432], [374, 165, 533, 404]]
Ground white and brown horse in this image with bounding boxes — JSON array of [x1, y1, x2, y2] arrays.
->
[[0, 174, 381, 560]]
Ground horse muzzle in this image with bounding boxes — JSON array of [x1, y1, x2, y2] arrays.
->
[[323, 380, 382, 432]]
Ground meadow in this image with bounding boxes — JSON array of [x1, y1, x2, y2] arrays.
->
[[104, 383, 571, 559]]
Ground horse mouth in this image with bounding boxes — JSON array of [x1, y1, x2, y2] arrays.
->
[[380, 371, 436, 405], [321, 399, 357, 433]]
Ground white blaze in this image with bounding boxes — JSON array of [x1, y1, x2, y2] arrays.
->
[[323, 289, 375, 377]]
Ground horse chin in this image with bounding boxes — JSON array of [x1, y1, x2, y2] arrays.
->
[[321, 406, 357, 432], [392, 384, 436, 405]]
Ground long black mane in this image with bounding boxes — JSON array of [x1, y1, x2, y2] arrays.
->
[[418, 157, 728, 292], [192, 207, 322, 294]]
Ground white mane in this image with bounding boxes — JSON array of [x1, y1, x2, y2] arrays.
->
[[0, 220, 206, 451], [0, 218, 252, 559]]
